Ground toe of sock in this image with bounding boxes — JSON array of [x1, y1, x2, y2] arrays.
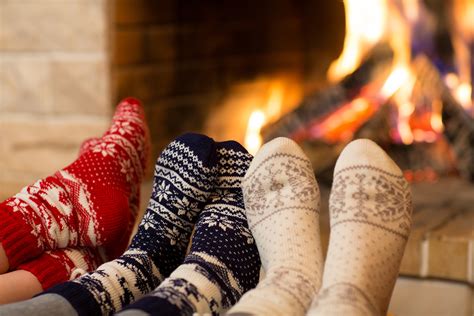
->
[[174, 133, 217, 168], [335, 138, 403, 176], [247, 137, 310, 174]]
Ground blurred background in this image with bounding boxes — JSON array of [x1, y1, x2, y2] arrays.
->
[[0, 1, 473, 315]]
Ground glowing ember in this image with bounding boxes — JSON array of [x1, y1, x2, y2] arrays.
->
[[308, 97, 377, 143]]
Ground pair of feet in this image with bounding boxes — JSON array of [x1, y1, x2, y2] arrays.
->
[[226, 137, 412, 316], [37, 132, 262, 316], [0, 98, 150, 290]]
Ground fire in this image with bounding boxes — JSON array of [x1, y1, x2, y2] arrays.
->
[[244, 80, 299, 154], [245, 110, 266, 155], [308, 97, 376, 143], [380, 66, 411, 98], [327, 0, 387, 82], [325, 0, 474, 145], [244, 0, 472, 154]]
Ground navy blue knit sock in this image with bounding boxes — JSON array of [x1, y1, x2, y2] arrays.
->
[[118, 141, 261, 316], [39, 133, 218, 315]]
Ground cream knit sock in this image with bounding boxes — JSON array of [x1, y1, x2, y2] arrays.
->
[[307, 139, 412, 316], [227, 137, 323, 316]]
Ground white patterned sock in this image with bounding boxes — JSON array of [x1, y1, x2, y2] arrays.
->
[[307, 139, 412, 316], [227, 137, 323, 316]]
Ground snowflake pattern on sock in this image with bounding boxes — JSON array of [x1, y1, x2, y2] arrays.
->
[[119, 141, 261, 316], [307, 139, 412, 316], [41, 133, 218, 316], [0, 98, 149, 268]]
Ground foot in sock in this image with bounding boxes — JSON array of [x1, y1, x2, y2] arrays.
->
[[118, 140, 261, 316], [32, 133, 219, 315], [307, 139, 412, 316], [227, 137, 323, 316], [0, 98, 150, 269]]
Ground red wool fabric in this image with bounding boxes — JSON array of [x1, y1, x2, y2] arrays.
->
[[0, 98, 150, 268], [18, 247, 104, 290]]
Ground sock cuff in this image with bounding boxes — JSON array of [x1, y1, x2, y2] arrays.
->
[[41, 281, 102, 316], [18, 252, 71, 290], [0, 202, 43, 268], [18, 248, 103, 290]]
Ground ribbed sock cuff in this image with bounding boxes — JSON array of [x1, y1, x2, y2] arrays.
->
[[0, 203, 43, 268], [18, 253, 70, 290], [41, 282, 102, 316]]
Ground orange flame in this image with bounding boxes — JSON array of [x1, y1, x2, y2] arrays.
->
[[327, 0, 388, 82], [244, 81, 291, 154]]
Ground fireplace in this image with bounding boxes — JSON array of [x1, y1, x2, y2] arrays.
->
[[0, 0, 473, 314], [111, 0, 345, 160]]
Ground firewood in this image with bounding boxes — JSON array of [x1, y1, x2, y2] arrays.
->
[[261, 44, 393, 142]]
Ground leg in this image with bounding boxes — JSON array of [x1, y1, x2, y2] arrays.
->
[[118, 140, 260, 316], [0, 98, 150, 269], [0, 244, 8, 274], [0, 270, 43, 304], [227, 137, 323, 316], [307, 139, 412, 316], [35, 133, 217, 315], [0, 247, 103, 305]]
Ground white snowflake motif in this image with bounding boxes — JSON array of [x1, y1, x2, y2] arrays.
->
[[155, 181, 172, 202], [7, 198, 28, 214], [173, 196, 199, 221], [120, 159, 133, 182], [142, 212, 157, 230], [202, 214, 234, 231], [111, 121, 134, 135], [93, 142, 117, 157], [211, 189, 237, 203], [164, 226, 188, 248]]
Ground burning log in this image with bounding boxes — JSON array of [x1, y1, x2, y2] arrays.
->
[[261, 44, 393, 142], [441, 91, 474, 181], [412, 56, 474, 181]]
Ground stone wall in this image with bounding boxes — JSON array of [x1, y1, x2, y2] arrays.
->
[[0, 0, 112, 199]]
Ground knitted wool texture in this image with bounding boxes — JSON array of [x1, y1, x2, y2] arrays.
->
[[18, 247, 104, 290], [119, 141, 261, 316], [41, 133, 218, 316], [307, 139, 412, 316], [0, 98, 149, 268], [227, 137, 323, 316]]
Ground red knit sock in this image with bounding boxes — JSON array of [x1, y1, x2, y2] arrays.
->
[[18, 247, 104, 290], [0, 98, 150, 268]]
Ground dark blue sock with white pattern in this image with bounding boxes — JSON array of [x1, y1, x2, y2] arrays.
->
[[118, 140, 261, 316], [38, 133, 218, 316]]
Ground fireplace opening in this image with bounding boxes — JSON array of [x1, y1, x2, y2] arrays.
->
[[111, 2, 474, 302]]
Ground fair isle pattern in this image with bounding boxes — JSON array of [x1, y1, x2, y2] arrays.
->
[[44, 133, 217, 316], [227, 137, 323, 316], [119, 141, 260, 316], [71, 249, 162, 314], [330, 165, 412, 239], [307, 139, 412, 316], [0, 98, 149, 268]]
